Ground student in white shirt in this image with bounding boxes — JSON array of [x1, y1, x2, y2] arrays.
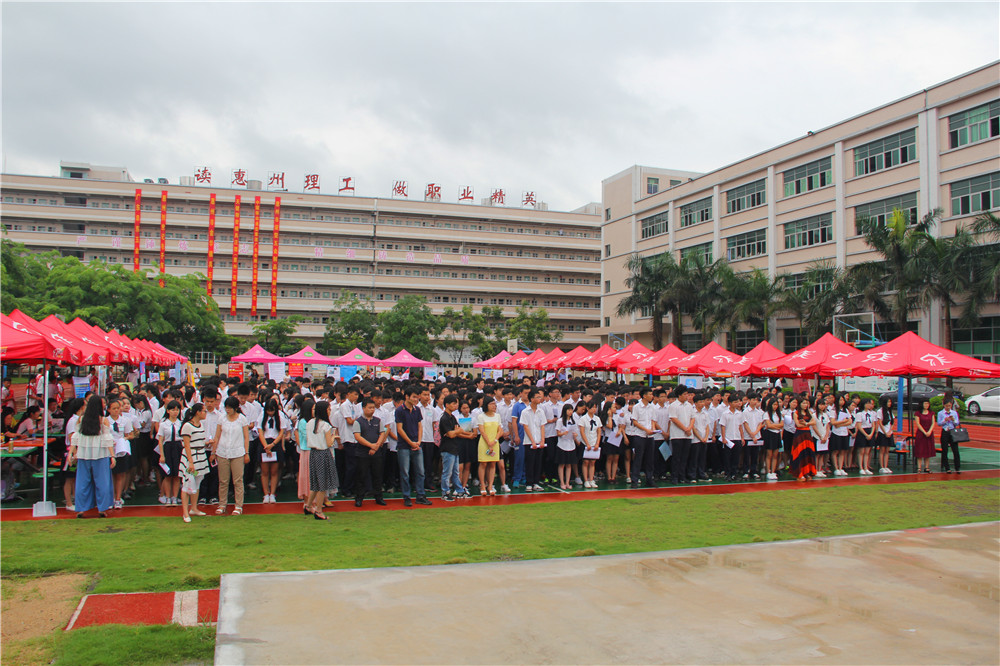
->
[[812, 394, 833, 478], [630, 388, 658, 489], [874, 396, 896, 474], [854, 397, 877, 475], [829, 393, 853, 477], [604, 397, 628, 485], [578, 401, 602, 488], [668, 387, 696, 484], [555, 403, 578, 490], [691, 393, 713, 478], [259, 399, 290, 503], [741, 393, 765, 480], [719, 394, 745, 482], [109, 397, 135, 509], [518, 389, 547, 492]]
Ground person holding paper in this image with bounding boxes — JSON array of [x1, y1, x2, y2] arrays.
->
[[603, 397, 627, 485], [519, 389, 547, 492], [475, 398, 502, 495], [719, 394, 745, 482]]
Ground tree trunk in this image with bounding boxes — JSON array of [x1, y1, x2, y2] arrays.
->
[[670, 308, 683, 348], [943, 298, 953, 389], [652, 309, 664, 351]]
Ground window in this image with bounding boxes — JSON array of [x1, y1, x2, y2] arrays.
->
[[783, 157, 832, 197], [681, 333, 702, 351], [730, 329, 765, 355], [726, 229, 766, 261], [605, 208, 611, 221], [948, 100, 1000, 149], [726, 178, 766, 213], [640, 211, 669, 239], [853, 129, 917, 176], [950, 172, 1000, 216], [854, 192, 918, 234], [784, 213, 832, 249], [647, 177, 659, 195], [783, 329, 807, 353], [605, 244, 611, 257], [781, 272, 831, 299], [680, 242, 713, 264], [604, 280, 611, 293], [680, 196, 712, 228]]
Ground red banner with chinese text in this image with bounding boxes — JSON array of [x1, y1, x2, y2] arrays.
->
[[159, 191, 167, 287], [231, 195, 241, 315], [251, 196, 260, 316], [133, 189, 141, 272], [207, 193, 216, 301], [271, 197, 280, 317]]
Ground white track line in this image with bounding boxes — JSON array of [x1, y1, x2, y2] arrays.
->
[[65, 594, 89, 631]]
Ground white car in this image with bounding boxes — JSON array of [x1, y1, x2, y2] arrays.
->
[[965, 386, 1000, 416]]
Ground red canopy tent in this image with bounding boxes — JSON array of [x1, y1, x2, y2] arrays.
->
[[526, 347, 563, 371], [231, 344, 286, 363], [0, 321, 67, 363], [67, 319, 139, 364], [607, 341, 654, 372], [751, 333, 860, 377], [730, 340, 785, 375], [821, 331, 1000, 378], [508, 348, 547, 370], [330, 348, 382, 366], [574, 344, 617, 369], [624, 343, 687, 374], [540, 345, 591, 370], [41, 315, 126, 365], [496, 350, 529, 370], [381, 349, 433, 367], [7, 310, 108, 366], [663, 341, 742, 377], [1, 314, 80, 364], [473, 350, 512, 369]]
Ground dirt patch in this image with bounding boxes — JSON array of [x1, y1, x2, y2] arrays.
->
[[1, 573, 88, 642]]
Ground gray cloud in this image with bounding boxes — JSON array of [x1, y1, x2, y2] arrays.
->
[[3, 2, 998, 210]]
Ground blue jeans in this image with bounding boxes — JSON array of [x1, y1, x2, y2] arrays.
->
[[397, 444, 426, 499], [512, 443, 525, 485], [75, 457, 114, 513], [440, 451, 463, 496]]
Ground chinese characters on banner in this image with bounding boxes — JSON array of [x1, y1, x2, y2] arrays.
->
[[424, 183, 441, 201], [207, 194, 216, 301], [392, 181, 408, 198], [459, 186, 474, 202], [159, 191, 167, 287], [304, 174, 320, 192], [133, 189, 141, 272], [231, 195, 241, 315], [490, 189, 505, 205], [251, 196, 261, 316], [268, 172, 285, 191], [339, 177, 355, 194], [270, 197, 280, 317], [194, 167, 212, 184], [232, 169, 247, 188], [522, 191, 537, 208]]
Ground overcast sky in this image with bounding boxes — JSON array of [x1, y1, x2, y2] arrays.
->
[[3, 2, 998, 211]]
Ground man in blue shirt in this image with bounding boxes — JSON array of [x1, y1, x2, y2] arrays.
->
[[509, 385, 529, 489], [394, 386, 433, 506]]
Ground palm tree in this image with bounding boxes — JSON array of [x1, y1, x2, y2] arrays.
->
[[913, 226, 978, 351], [716, 267, 781, 345], [617, 253, 674, 350], [967, 211, 1000, 312], [673, 253, 726, 347], [850, 207, 937, 335]]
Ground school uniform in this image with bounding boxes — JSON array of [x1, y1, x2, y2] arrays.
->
[[742, 406, 765, 478], [519, 405, 547, 488], [419, 402, 440, 492], [829, 408, 851, 452], [110, 415, 134, 475], [180, 421, 210, 495], [543, 399, 562, 482], [199, 406, 224, 502], [555, 418, 579, 465], [651, 402, 670, 478], [352, 414, 385, 504], [668, 400, 694, 484], [339, 400, 363, 494], [875, 408, 895, 448], [157, 419, 184, 478], [377, 402, 399, 491], [719, 408, 745, 480], [240, 400, 263, 488], [630, 400, 657, 487]]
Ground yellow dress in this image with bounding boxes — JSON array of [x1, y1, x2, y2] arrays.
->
[[477, 415, 501, 462]]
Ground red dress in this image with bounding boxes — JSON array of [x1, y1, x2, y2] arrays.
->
[[913, 411, 935, 458]]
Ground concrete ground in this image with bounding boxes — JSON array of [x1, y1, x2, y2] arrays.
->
[[216, 522, 1000, 665]]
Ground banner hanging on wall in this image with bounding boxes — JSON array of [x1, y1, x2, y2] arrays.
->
[[231, 195, 241, 315], [270, 197, 280, 317]]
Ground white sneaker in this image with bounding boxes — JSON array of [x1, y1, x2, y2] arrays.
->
[[884, 468, 893, 474], [574, 477, 583, 485], [815, 471, 826, 478], [66, 504, 75, 511], [525, 485, 534, 492], [533, 484, 544, 491], [500, 484, 511, 493], [766, 473, 777, 480], [158, 496, 167, 504]]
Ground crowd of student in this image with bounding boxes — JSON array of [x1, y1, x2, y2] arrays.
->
[[1, 370, 965, 520]]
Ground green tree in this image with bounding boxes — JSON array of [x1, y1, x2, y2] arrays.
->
[[251, 316, 306, 356], [0, 242, 232, 357], [468, 305, 507, 361], [672, 253, 726, 347], [507, 301, 561, 350], [616, 253, 677, 350], [965, 211, 1000, 324], [321, 290, 377, 355], [774, 263, 852, 341], [913, 226, 979, 351], [716, 267, 781, 343], [850, 207, 936, 335], [374, 295, 443, 360], [439, 305, 482, 366]]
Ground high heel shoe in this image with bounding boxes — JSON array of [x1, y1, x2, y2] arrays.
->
[[303, 505, 312, 515], [313, 510, 328, 520]]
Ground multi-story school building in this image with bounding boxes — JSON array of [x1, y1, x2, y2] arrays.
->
[[597, 61, 1000, 363], [0, 166, 607, 363]]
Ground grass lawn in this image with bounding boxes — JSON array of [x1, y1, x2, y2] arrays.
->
[[2, 478, 998, 665]]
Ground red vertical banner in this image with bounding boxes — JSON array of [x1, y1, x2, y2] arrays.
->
[[251, 196, 261, 316], [207, 193, 216, 301], [271, 197, 280, 317], [159, 191, 167, 287], [133, 189, 141, 272], [231, 196, 241, 316]]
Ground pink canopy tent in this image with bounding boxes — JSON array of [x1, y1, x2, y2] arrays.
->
[[381, 349, 433, 367], [606, 340, 654, 371], [526, 347, 563, 371], [624, 344, 687, 374], [495, 350, 529, 370], [283, 345, 339, 364], [232, 344, 286, 363], [821, 331, 1000, 378], [473, 350, 512, 368], [663, 341, 742, 377], [574, 344, 617, 369], [330, 348, 383, 366], [752, 333, 860, 377]]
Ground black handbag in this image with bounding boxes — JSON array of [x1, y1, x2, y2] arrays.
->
[[949, 427, 970, 443]]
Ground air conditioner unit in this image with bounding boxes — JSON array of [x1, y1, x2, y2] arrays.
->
[[179, 176, 195, 186], [143, 178, 154, 184], [157, 177, 169, 184]]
